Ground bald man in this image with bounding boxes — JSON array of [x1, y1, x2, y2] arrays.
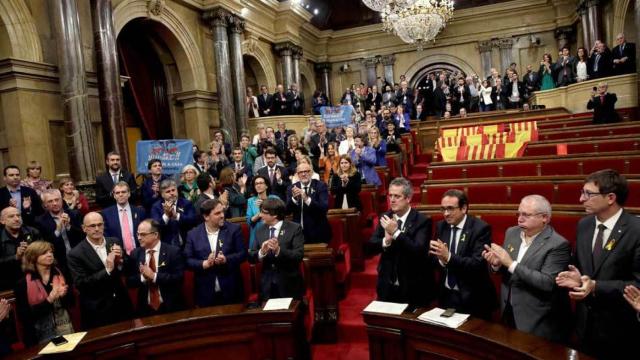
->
[[0, 207, 41, 291], [67, 212, 132, 329]]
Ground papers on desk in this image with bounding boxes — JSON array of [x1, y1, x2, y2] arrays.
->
[[363, 301, 408, 315], [38, 332, 87, 354], [263, 298, 293, 311], [417, 308, 469, 328]]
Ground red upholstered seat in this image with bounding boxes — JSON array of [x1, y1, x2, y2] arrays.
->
[[549, 215, 580, 250], [540, 161, 578, 176], [501, 162, 537, 177], [509, 183, 554, 204], [466, 184, 509, 204], [182, 269, 195, 309], [465, 164, 500, 178], [475, 214, 515, 245], [328, 216, 351, 285], [425, 186, 449, 205], [628, 182, 640, 207], [430, 166, 464, 180], [555, 183, 583, 205], [582, 158, 627, 175]]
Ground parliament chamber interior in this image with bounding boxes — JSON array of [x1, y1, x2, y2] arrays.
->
[[0, 0, 638, 359]]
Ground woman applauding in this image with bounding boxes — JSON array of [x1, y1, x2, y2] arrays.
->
[[330, 155, 362, 211]]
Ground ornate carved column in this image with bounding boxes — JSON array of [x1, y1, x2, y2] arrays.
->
[[577, 3, 591, 48], [582, 0, 603, 46], [292, 46, 303, 87], [380, 55, 395, 85], [315, 62, 332, 104], [274, 42, 295, 90], [362, 57, 379, 87], [203, 8, 237, 145], [90, 0, 129, 170], [555, 26, 574, 50], [228, 14, 247, 137], [478, 41, 493, 79], [50, 0, 97, 181], [497, 38, 514, 73]]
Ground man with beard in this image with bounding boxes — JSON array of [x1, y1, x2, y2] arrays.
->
[[95, 152, 138, 208]]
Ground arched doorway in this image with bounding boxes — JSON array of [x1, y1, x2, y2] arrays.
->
[[412, 62, 466, 90], [244, 54, 268, 93], [117, 19, 177, 146], [300, 74, 312, 114]]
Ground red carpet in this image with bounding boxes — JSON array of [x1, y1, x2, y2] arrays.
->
[[311, 255, 379, 360]]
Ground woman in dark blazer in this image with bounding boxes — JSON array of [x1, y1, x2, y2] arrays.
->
[[330, 155, 362, 211]]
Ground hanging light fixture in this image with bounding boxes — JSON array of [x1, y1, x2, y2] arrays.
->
[[362, 0, 416, 12], [380, 0, 454, 50]]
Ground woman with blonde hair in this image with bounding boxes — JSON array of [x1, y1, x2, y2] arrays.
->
[[318, 142, 340, 183], [368, 127, 387, 166], [329, 155, 362, 210], [58, 177, 89, 217], [283, 134, 300, 168], [21, 161, 52, 195], [338, 126, 357, 155], [15, 241, 73, 346]]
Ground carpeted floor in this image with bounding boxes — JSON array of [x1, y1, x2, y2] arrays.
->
[[311, 255, 379, 360]]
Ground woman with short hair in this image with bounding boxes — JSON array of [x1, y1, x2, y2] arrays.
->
[[58, 177, 89, 217]]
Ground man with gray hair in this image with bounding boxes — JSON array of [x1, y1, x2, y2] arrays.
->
[[612, 33, 636, 75], [150, 179, 196, 247], [369, 177, 434, 308], [482, 194, 571, 342]]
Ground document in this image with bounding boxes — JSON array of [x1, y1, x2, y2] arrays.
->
[[263, 297, 293, 311], [417, 307, 469, 328], [38, 332, 87, 355], [363, 301, 408, 315]]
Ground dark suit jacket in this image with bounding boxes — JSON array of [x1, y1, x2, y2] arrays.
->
[[555, 56, 577, 85], [369, 209, 434, 307], [256, 165, 290, 201], [185, 222, 247, 306], [35, 210, 83, 278], [330, 172, 362, 211], [258, 93, 274, 116], [587, 49, 613, 79], [0, 186, 43, 227], [587, 93, 619, 124], [150, 198, 196, 247], [499, 225, 571, 342], [249, 220, 305, 301], [0, 226, 41, 291], [435, 216, 497, 318], [572, 211, 640, 358], [286, 90, 305, 115], [101, 204, 146, 251], [67, 237, 133, 329], [272, 92, 289, 115], [612, 42, 636, 75], [366, 92, 382, 111], [140, 175, 169, 212], [126, 242, 184, 315], [505, 81, 525, 105], [95, 170, 138, 208], [523, 71, 540, 94], [286, 179, 332, 244]]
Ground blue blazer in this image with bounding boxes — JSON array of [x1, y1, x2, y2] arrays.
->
[[126, 242, 185, 314], [372, 139, 388, 167], [350, 147, 381, 186], [184, 222, 247, 306], [150, 198, 196, 247], [286, 179, 332, 244], [140, 175, 169, 211], [102, 204, 146, 251]]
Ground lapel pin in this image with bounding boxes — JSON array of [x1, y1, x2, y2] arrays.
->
[[605, 239, 616, 251], [507, 244, 515, 253]]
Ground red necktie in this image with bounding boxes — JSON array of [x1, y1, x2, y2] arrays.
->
[[148, 250, 161, 310], [600, 95, 605, 104], [120, 208, 135, 255]]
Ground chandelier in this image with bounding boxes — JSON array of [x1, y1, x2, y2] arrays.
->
[[377, 0, 455, 50], [362, 0, 416, 12]]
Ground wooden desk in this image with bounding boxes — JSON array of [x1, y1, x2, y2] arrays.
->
[[11, 302, 305, 360], [363, 308, 593, 360]]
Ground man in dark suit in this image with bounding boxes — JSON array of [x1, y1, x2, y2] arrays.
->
[[0, 165, 43, 227], [127, 219, 184, 316], [556, 170, 640, 359], [587, 40, 613, 80], [556, 47, 576, 86], [286, 162, 331, 244], [140, 159, 169, 212], [150, 179, 196, 247], [275, 121, 294, 144], [67, 212, 132, 329], [255, 148, 289, 201], [395, 81, 414, 116], [227, 147, 252, 180], [612, 33, 636, 75], [258, 85, 274, 116], [102, 182, 146, 256], [273, 84, 289, 115], [35, 189, 83, 274], [249, 197, 305, 301], [523, 65, 539, 100], [95, 151, 138, 208], [587, 82, 619, 124], [370, 177, 434, 308], [287, 83, 305, 115], [308, 120, 336, 169], [366, 85, 383, 112], [505, 72, 525, 109], [451, 78, 470, 115], [185, 199, 247, 306], [429, 189, 496, 319], [483, 195, 571, 342], [0, 206, 41, 291]]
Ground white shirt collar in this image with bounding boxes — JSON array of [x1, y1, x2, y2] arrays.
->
[[452, 215, 467, 231], [519, 227, 542, 246], [268, 220, 284, 236], [147, 241, 161, 254], [596, 208, 623, 230], [394, 208, 412, 229], [117, 203, 131, 212], [88, 237, 106, 250]]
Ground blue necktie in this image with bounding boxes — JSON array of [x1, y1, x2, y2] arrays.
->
[[269, 227, 276, 239]]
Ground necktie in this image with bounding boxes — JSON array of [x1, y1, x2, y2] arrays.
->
[[396, 219, 403, 232], [600, 95, 605, 104], [120, 208, 135, 255], [269, 227, 276, 239], [592, 224, 607, 264], [447, 226, 459, 289], [55, 216, 71, 253], [594, 54, 600, 71], [112, 173, 118, 184], [269, 168, 275, 184], [148, 250, 161, 311], [303, 186, 309, 196]]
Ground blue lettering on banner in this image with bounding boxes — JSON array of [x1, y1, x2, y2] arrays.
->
[[320, 106, 354, 128], [136, 139, 193, 175]]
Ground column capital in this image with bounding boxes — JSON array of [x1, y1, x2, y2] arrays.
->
[[315, 62, 332, 72], [273, 42, 298, 56], [380, 54, 396, 66], [228, 14, 245, 34], [202, 7, 232, 28], [477, 40, 493, 53], [495, 38, 514, 50], [555, 26, 574, 40], [292, 46, 303, 60], [361, 57, 379, 68]]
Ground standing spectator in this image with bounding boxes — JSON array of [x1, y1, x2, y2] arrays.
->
[[349, 135, 381, 187], [492, 78, 506, 110], [255, 148, 289, 201], [575, 47, 589, 82], [366, 85, 382, 112], [311, 90, 327, 115], [318, 142, 340, 183], [523, 65, 539, 99], [381, 85, 396, 108], [338, 126, 357, 156], [150, 179, 197, 247], [101, 182, 146, 256], [218, 167, 247, 218], [382, 122, 401, 153], [0, 207, 41, 291], [275, 121, 294, 144], [340, 87, 355, 106], [15, 241, 74, 345], [539, 53, 556, 91], [58, 177, 89, 217], [178, 165, 200, 204], [240, 134, 258, 173], [287, 83, 305, 115], [212, 130, 232, 158], [246, 175, 280, 249], [368, 127, 387, 167], [394, 105, 410, 134], [194, 173, 218, 217], [587, 82, 619, 124], [588, 40, 613, 79], [141, 159, 168, 213], [20, 161, 52, 196], [246, 87, 260, 118], [452, 78, 470, 115], [257, 85, 273, 117], [286, 162, 331, 244], [556, 46, 576, 86], [330, 155, 362, 211], [478, 80, 493, 112], [466, 76, 480, 113], [506, 72, 525, 109], [95, 152, 138, 208], [282, 135, 300, 170], [612, 33, 636, 75], [273, 84, 289, 115]]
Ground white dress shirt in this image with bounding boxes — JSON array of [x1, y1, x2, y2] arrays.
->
[[206, 226, 222, 292], [593, 208, 623, 251], [259, 220, 283, 259], [142, 241, 163, 303]]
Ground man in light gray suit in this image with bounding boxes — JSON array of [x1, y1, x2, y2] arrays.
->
[[482, 195, 571, 342]]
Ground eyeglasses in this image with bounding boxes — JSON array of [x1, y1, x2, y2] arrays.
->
[[440, 206, 460, 213], [137, 231, 157, 237], [297, 170, 311, 174], [516, 212, 544, 219], [580, 189, 605, 198], [85, 223, 104, 228]]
